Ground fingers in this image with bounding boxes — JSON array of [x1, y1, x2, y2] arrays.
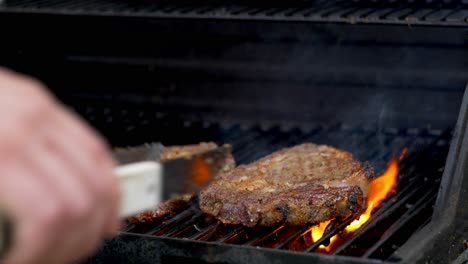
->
[[0, 161, 62, 264], [51, 107, 121, 235], [0, 130, 112, 264], [23, 137, 105, 263], [0, 68, 121, 264]]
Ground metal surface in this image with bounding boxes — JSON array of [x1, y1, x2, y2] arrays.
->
[[393, 84, 468, 263], [0, 0, 467, 26], [115, 143, 234, 199], [161, 144, 233, 199], [84, 118, 452, 263], [114, 143, 164, 164], [0, 143, 233, 259]]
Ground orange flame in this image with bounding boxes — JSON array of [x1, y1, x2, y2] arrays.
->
[[309, 220, 336, 252], [345, 158, 399, 232], [191, 157, 211, 187], [310, 148, 406, 251], [311, 221, 330, 242], [399, 147, 408, 161]]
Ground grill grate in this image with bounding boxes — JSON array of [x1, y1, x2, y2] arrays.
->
[[81, 104, 451, 261], [0, 0, 467, 26]]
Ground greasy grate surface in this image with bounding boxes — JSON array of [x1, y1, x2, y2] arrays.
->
[[0, 0, 467, 26], [66, 101, 452, 260], [85, 110, 450, 261]]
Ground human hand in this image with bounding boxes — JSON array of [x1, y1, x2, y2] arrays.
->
[[0, 67, 121, 264]]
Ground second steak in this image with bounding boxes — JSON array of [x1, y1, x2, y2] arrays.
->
[[128, 142, 236, 223]]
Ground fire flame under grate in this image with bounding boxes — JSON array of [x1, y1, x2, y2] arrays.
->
[[118, 123, 451, 261]]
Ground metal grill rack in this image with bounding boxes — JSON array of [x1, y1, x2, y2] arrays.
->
[[72, 102, 452, 261], [121, 124, 449, 261], [0, 0, 467, 26]]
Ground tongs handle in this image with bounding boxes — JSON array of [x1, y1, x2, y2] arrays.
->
[[115, 161, 163, 218]]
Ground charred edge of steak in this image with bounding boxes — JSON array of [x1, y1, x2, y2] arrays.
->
[[200, 185, 366, 228], [127, 195, 196, 223], [362, 161, 377, 180], [274, 204, 290, 224], [347, 186, 364, 213]]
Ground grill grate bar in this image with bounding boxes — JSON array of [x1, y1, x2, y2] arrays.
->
[[331, 180, 434, 256], [362, 187, 438, 258], [404, 7, 438, 20], [424, 8, 458, 20], [1, 0, 468, 25], [187, 221, 220, 240], [386, 7, 415, 19], [234, 127, 282, 161], [244, 131, 292, 159], [122, 223, 136, 233], [230, 6, 254, 15], [159, 211, 207, 237], [310, 2, 355, 18], [196, 5, 219, 14], [305, 216, 358, 252], [366, 7, 400, 20], [329, 6, 362, 19], [444, 9, 468, 21], [332, 134, 449, 256], [229, 225, 288, 245], [281, 6, 307, 16], [246, 225, 287, 247], [143, 207, 198, 236], [216, 226, 245, 243], [222, 227, 260, 244], [247, 7, 273, 15], [338, 177, 424, 247], [345, 7, 376, 19], [302, 1, 350, 16], [271, 225, 312, 249]]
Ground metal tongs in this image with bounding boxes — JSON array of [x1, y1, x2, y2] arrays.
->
[[0, 143, 232, 257]]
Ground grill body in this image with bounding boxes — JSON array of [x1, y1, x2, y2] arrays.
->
[[1, 0, 468, 263]]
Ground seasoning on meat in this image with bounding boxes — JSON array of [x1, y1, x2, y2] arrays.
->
[[128, 142, 236, 223], [199, 143, 374, 227]]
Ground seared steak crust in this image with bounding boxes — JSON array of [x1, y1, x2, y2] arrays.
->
[[199, 143, 373, 227], [127, 194, 195, 222], [128, 142, 235, 223]]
